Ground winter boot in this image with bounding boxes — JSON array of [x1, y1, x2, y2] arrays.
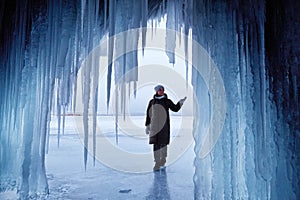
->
[[159, 157, 166, 170], [153, 162, 160, 171], [159, 145, 167, 170], [153, 150, 161, 171]]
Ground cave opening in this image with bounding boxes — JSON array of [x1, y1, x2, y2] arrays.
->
[[0, 1, 299, 199]]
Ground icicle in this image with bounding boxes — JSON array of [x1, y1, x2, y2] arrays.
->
[[72, 74, 78, 113], [82, 0, 96, 171], [176, 0, 182, 45], [256, 8, 274, 190], [62, 105, 66, 135], [30, 40, 43, 194], [184, 0, 191, 89], [120, 80, 125, 120], [92, 86, 98, 166], [134, 81, 137, 98], [46, 111, 51, 154], [56, 83, 61, 148], [151, 19, 154, 38], [48, 2, 59, 156], [82, 60, 91, 171], [81, 0, 86, 37], [162, 0, 166, 17], [92, 51, 100, 166], [107, 0, 116, 109], [104, 0, 107, 29], [72, 16, 80, 114], [166, 0, 176, 64], [115, 87, 119, 144], [141, 0, 148, 55], [20, 17, 41, 192]]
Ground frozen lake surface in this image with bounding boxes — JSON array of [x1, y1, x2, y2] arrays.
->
[[45, 115, 195, 200]]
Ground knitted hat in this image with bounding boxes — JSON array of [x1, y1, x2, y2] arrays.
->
[[154, 85, 164, 92]]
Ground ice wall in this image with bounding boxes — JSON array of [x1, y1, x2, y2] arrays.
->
[[0, 0, 106, 198], [191, 1, 299, 199], [0, 0, 146, 198], [0, 0, 299, 199]]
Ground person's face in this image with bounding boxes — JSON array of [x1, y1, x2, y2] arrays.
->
[[157, 88, 164, 96]]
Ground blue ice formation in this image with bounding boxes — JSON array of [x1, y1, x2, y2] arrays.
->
[[0, 0, 299, 199]]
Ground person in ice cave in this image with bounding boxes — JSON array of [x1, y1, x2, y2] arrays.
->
[[145, 84, 187, 171]]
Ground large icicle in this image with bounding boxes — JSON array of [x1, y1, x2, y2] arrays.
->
[[184, 0, 192, 87], [107, 0, 116, 108], [165, 0, 176, 64], [141, 0, 148, 54], [92, 48, 100, 166]]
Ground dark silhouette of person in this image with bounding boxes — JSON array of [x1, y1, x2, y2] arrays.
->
[[145, 84, 186, 171]]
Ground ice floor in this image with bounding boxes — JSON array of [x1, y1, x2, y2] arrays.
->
[[45, 115, 195, 200]]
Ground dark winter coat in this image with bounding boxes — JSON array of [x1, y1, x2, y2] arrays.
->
[[145, 93, 182, 144]]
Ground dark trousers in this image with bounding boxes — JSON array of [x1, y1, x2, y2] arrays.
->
[[153, 144, 168, 164]]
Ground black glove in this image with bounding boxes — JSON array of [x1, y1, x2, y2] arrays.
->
[[145, 125, 150, 135], [179, 96, 187, 106]]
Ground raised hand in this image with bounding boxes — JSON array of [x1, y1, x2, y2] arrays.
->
[[179, 96, 187, 106]]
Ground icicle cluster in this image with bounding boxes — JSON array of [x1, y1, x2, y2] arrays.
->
[[191, 0, 299, 199], [0, 0, 298, 199], [0, 0, 148, 198]]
